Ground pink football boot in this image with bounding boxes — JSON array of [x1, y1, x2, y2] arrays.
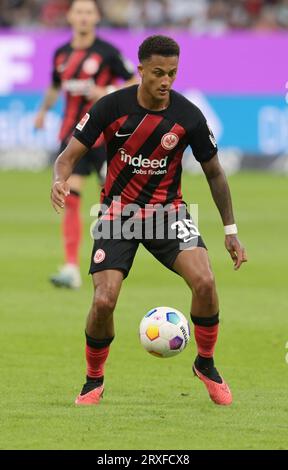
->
[[193, 364, 232, 406], [75, 384, 104, 406]]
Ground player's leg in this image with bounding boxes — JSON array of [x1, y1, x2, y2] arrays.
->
[[51, 145, 107, 288], [62, 144, 107, 285], [64, 173, 85, 267], [50, 174, 85, 288], [75, 269, 123, 405], [173, 247, 219, 360], [144, 210, 232, 405], [50, 145, 92, 289], [75, 229, 139, 405], [173, 246, 219, 316], [173, 247, 232, 405]]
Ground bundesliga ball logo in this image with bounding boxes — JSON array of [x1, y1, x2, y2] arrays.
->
[[161, 133, 179, 151]]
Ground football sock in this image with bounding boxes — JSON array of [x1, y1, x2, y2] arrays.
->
[[80, 376, 104, 396], [82, 333, 114, 395], [63, 190, 82, 265], [191, 313, 219, 359], [194, 355, 222, 384], [191, 313, 222, 383]]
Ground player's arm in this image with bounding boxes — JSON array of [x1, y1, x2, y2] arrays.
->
[[35, 50, 62, 129], [201, 154, 247, 270], [35, 85, 61, 129], [86, 76, 138, 102], [51, 138, 88, 213], [51, 96, 109, 213], [112, 74, 139, 91]]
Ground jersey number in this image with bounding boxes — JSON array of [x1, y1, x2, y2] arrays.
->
[[171, 219, 200, 243]]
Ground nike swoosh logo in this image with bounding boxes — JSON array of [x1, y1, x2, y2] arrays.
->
[[115, 131, 132, 138]]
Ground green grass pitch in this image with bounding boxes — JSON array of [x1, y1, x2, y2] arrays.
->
[[0, 169, 287, 450]]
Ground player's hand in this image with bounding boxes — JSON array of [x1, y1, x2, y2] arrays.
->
[[34, 111, 46, 129], [85, 84, 107, 102], [225, 235, 247, 270], [51, 181, 70, 214]]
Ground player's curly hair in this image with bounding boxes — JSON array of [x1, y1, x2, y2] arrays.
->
[[138, 35, 180, 62]]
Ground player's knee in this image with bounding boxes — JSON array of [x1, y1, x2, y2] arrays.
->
[[91, 285, 118, 319], [192, 272, 215, 300]]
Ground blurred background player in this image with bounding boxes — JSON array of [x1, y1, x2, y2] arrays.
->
[[35, 0, 138, 288]]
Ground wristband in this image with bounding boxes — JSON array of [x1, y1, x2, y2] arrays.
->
[[224, 224, 238, 235], [106, 85, 117, 95]]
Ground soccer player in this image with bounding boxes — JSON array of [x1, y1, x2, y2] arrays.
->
[[35, 0, 137, 288], [51, 35, 247, 406]]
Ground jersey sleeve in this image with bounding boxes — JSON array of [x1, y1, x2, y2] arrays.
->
[[73, 95, 113, 148], [51, 50, 61, 88], [188, 114, 218, 163], [109, 49, 135, 81]]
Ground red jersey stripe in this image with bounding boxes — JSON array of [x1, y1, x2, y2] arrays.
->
[[103, 115, 130, 193], [147, 123, 187, 204], [104, 114, 164, 197], [103, 114, 129, 144], [60, 51, 91, 141], [148, 147, 184, 204], [95, 66, 113, 86], [121, 114, 163, 157], [62, 50, 87, 81], [55, 52, 67, 70], [120, 122, 186, 205]]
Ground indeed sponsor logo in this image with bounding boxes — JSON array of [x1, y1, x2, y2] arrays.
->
[[119, 148, 168, 170]]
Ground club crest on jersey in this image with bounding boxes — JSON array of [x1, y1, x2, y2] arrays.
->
[[161, 133, 179, 150], [83, 57, 100, 75], [76, 113, 90, 131], [94, 249, 106, 264]]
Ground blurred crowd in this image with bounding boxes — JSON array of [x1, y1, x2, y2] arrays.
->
[[1, 0, 288, 31]]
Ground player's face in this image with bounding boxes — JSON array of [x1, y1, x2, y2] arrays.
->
[[68, 0, 100, 35], [138, 55, 179, 102]]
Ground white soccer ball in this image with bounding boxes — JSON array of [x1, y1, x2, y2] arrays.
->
[[139, 306, 190, 358]]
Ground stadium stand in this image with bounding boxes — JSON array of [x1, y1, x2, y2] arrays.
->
[[0, 0, 288, 31]]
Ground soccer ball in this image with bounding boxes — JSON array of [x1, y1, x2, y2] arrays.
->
[[139, 306, 190, 358]]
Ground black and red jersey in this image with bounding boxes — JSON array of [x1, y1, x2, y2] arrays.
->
[[74, 85, 218, 207], [52, 37, 135, 143]]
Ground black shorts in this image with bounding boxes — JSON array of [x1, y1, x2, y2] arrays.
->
[[60, 142, 107, 181], [89, 208, 207, 279]]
